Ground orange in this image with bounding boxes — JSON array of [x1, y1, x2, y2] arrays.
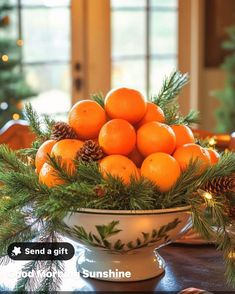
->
[[137, 102, 165, 127], [39, 163, 65, 188], [137, 122, 176, 157], [68, 100, 106, 140], [207, 149, 220, 165], [173, 143, 211, 172], [171, 125, 195, 149], [141, 153, 181, 192], [51, 139, 84, 172], [99, 155, 139, 184], [128, 146, 144, 168], [98, 119, 136, 155], [35, 140, 56, 173], [104, 87, 147, 124]]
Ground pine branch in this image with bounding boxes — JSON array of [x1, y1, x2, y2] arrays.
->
[[152, 71, 189, 107], [47, 154, 76, 183], [191, 203, 215, 239], [42, 114, 56, 135], [14, 225, 64, 292], [0, 214, 40, 262], [0, 170, 43, 199], [127, 176, 159, 210], [195, 137, 212, 148], [179, 110, 200, 125], [36, 226, 64, 292], [76, 160, 103, 184], [37, 259, 64, 292], [164, 160, 202, 208], [150, 71, 198, 126], [0, 254, 11, 266], [23, 103, 44, 139], [91, 92, 105, 107], [201, 151, 235, 179], [0, 144, 29, 173], [189, 188, 235, 286], [164, 107, 200, 126], [17, 140, 40, 161], [23, 103, 52, 141], [14, 260, 41, 291]]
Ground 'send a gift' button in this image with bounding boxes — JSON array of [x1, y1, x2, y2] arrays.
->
[[8, 242, 75, 260]]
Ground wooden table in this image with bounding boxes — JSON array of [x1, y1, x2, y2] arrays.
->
[[73, 244, 235, 293]]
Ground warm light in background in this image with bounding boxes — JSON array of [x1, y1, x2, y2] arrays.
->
[[17, 39, 24, 47], [1, 54, 9, 62], [12, 113, 20, 120], [228, 251, 235, 260]]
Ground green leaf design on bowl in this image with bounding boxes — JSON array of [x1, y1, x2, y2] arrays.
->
[[69, 218, 181, 252]]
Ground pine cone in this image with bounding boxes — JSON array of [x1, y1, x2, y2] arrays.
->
[[77, 140, 104, 162], [51, 122, 78, 141], [203, 176, 235, 194]]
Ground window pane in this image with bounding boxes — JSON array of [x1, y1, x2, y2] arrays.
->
[[24, 64, 71, 115], [112, 60, 146, 94], [21, 0, 70, 7], [150, 0, 177, 7], [24, 64, 70, 93], [112, 11, 146, 57], [150, 58, 177, 94], [111, 0, 146, 8], [21, 8, 70, 62], [150, 11, 177, 55], [8, 0, 17, 5]]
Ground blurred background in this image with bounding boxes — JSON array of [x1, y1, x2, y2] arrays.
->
[[0, 0, 234, 134]]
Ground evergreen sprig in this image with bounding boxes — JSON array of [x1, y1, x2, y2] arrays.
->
[[23, 103, 54, 142], [152, 71, 189, 106], [91, 92, 105, 108], [151, 71, 200, 126], [191, 191, 235, 286], [14, 223, 64, 292]]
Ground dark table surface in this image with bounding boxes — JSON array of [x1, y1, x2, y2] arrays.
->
[[74, 244, 235, 293]]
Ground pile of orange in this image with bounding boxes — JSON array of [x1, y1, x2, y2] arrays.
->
[[36, 87, 219, 192]]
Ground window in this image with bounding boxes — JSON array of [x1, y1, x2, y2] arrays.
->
[[18, 0, 71, 118], [111, 0, 178, 96]]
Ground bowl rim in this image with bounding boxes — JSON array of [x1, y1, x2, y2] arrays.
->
[[72, 205, 191, 215]]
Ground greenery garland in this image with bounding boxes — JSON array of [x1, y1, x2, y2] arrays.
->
[[0, 71, 234, 291]]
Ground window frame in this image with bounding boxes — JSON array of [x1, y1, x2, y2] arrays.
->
[[111, 0, 178, 96]]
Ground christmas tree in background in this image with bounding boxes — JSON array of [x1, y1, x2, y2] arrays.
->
[[214, 26, 235, 133], [0, 1, 35, 129]]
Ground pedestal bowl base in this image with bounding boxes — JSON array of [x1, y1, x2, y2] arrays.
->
[[76, 247, 165, 282]]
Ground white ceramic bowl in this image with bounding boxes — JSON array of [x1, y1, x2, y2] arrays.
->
[[64, 206, 192, 282]]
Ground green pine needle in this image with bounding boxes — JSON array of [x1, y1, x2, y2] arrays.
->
[[151, 71, 199, 126], [91, 92, 105, 108], [23, 103, 53, 141], [152, 71, 189, 107], [23, 103, 44, 139]]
